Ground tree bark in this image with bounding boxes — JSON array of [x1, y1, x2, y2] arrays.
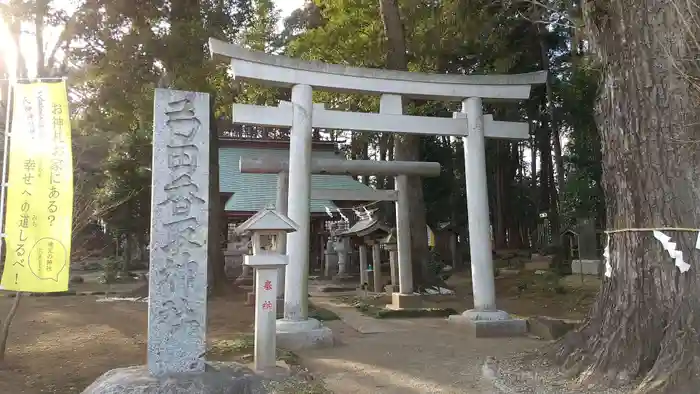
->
[[555, 0, 700, 392], [537, 24, 565, 204], [34, 0, 49, 77], [121, 232, 132, 276], [378, 0, 431, 287], [493, 142, 507, 249], [0, 293, 21, 361], [208, 94, 227, 294]]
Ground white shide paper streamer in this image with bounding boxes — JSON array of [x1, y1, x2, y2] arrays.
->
[[652, 230, 691, 273], [603, 235, 612, 278]]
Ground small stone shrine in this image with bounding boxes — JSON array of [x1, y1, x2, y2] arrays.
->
[[341, 209, 391, 293]]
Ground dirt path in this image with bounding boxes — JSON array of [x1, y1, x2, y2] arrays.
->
[[0, 293, 254, 394], [298, 298, 541, 394]]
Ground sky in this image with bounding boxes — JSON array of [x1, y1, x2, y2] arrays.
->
[[276, 0, 307, 20]]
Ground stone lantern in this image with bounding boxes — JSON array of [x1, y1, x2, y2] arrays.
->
[[235, 208, 298, 373]]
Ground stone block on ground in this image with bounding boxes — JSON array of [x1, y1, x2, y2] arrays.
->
[[524, 260, 551, 271], [81, 362, 267, 394], [387, 293, 423, 310], [498, 269, 521, 277], [448, 312, 527, 338], [527, 316, 578, 340], [275, 318, 334, 351], [526, 254, 553, 271], [571, 259, 602, 276]]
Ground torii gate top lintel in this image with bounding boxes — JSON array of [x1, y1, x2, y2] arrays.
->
[[208, 38, 547, 101]]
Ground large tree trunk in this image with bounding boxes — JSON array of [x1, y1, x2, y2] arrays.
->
[[378, 0, 430, 286], [493, 142, 507, 249], [556, 1, 700, 392], [537, 24, 565, 207], [208, 94, 227, 294]]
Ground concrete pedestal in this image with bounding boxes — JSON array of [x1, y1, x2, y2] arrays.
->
[[275, 318, 334, 351], [386, 292, 422, 310], [447, 309, 527, 338], [572, 259, 602, 275], [384, 284, 398, 293], [235, 265, 254, 286]]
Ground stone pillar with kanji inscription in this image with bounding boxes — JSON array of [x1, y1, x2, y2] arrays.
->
[[147, 89, 210, 376]]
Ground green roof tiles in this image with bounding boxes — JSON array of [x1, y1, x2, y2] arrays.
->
[[219, 146, 375, 213]]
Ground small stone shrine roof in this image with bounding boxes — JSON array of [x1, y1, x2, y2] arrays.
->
[[340, 212, 391, 239], [235, 208, 299, 234], [381, 228, 397, 245]]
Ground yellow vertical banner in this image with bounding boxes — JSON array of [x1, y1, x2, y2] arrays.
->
[[0, 81, 73, 292]]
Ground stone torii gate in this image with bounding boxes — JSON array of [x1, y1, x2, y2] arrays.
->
[[210, 38, 547, 340]]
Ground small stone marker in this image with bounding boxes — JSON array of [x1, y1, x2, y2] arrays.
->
[[381, 230, 399, 293], [236, 208, 299, 373], [148, 89, 210, 377], [572, 218, 602, 276], [577, 218, 598, 260]]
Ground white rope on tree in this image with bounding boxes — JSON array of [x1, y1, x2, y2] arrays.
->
[[602, 228, 700, 277]]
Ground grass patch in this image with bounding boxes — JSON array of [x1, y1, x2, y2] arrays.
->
[[347, 297, 457, 319], [207, 334, 255, 357], [264, 380, 331, 394], [207, 334, 301, 365], [308, 305, 340, 321]]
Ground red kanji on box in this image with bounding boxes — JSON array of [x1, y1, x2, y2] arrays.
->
[[263, 280, 273, 291], [262, 301, 273, 310]]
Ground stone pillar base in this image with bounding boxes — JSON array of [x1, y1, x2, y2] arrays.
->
[[275, 318, 334, 351], [447, 309, 527, 337], [81, 363, 275, 394], [331, 274, 354, 282], [385, 293, 423, 310], [276, 298, 285, 312]]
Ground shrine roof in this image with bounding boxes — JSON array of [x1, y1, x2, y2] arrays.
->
[[219, 146, 375, 213], [341, 217, 391, 238]]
